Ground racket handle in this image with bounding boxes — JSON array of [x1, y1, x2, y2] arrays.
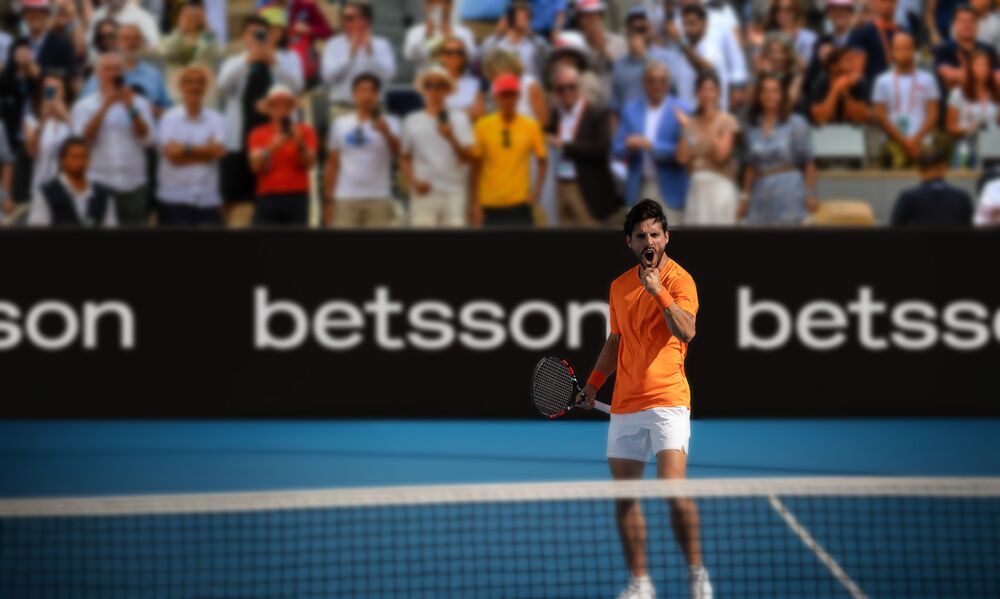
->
[[593, 401, 611, 414]]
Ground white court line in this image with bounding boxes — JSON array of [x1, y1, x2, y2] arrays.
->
[[768, 495, 869, 599]]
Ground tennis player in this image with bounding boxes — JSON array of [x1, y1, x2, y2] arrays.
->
[[577, 199, 711, 599]]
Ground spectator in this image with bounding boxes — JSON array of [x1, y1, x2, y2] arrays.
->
[[72, 52, 156, 225], [544, 65, 620, 225], [754, 34, 804, 111], [469, 73, 548, 227], [23, 72, 74, 199], [676, 71, 739, 225], [764, 0, 817, 64], [17, 0, 77, 77], [321, 1, 395, 113], [218, 15, 303, 216], [0, 120, 12, 218], [545, 31, 606, 108], [825, 0, 857, 47], [87, 0, 161, 51], [890, 142, 973, 225], [611, 7, 674, 115], [248, 84, 317, 226], [434, 35, 485, 120], [802, 36, 838, 106], [574, 0, 626, 83], [480, 1, 549, 80], [972, 0, 1000, 52], [156, 65, 226, 226], [925, 0, 963, 46], [161, 0, 222, 103], [400, 66, 474, 227], [530, 0, 568, 40], [27, 137, 117, 227], [482, 49, 548, 125], [258, 6, 306, 88], [50, 0, 88, 65], [0, 40, 41, 202], [740, 74, 816, 225], [90, 18, 119, 63], [612, 62, 690, 223], [934, 6, 1000, 97], [946, 50, 1000, 167], [873, 32, 939, 168], [259, 0, 333, 84], [663, 4, 743, 111], [323, 74, 400, 228], [849, 0, 904, 85], [808, 47, 871, 125], [82, 23, 173, 115], [403, 0, 476, 72]]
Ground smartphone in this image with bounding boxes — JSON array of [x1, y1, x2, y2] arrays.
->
[[281, 116, 292, 134], [113, 75, 125, 89], [438, 110, 448, 125], [44, 85, 56, 100], [371, 106, 382, 121], [254, 28, 268, 43]]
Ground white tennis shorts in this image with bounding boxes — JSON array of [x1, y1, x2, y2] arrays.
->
[[606, 406, 691, 462]]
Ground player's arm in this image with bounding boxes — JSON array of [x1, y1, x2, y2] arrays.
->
[[640, 266, 696, 342], [576, 333, 620, 409]]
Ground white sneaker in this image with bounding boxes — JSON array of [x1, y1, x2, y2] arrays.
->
[[689, 565, 713, 599], [616, 574, 656, 599]]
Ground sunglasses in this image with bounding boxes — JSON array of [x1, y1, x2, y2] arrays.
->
[[441, 48, 465, 56], [424, 82, 450, 91], [502, 128, 511, 149], [555, 83, 577, 92]]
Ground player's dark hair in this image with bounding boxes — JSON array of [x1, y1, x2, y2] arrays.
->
[[681, 4, 707, 21], [58, 136, 88, 162], [624, 199, 668, 236], [351, 72, 381, 92]]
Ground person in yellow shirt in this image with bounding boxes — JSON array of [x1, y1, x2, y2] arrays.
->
[[469, 73, 547, 227], [577, 199, 712, 599]]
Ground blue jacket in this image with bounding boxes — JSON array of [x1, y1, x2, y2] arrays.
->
[[613, 96, 690, 210]]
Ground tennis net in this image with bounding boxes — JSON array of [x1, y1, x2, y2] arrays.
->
[[1, 477, 998, 598]]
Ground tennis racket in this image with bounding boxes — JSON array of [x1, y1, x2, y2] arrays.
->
[[530, 356, 611, 419]]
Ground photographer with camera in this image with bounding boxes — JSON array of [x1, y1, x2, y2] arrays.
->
[[248, 84, 317, 226], [71, 52, 156, 226], [23, 72, 74, 200]]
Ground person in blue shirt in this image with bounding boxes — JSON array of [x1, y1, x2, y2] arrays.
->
[[81, 23, 172, 115], [613, 61, 690, 224]]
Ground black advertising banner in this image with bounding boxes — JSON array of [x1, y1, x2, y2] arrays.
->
[[0, 230, 998, 418]]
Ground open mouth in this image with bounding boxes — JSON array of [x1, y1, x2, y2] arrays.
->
[[643, 249, 655, 264]]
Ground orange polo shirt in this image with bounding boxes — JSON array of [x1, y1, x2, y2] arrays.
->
[[609, 259, 699, 414]]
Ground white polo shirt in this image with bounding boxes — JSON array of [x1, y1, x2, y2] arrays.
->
[[328, 112, 400, 201], [401, 109, 473, 194], [156, 106, 226, 208], [871, 69, 938, 137], [71, 93, 156, 191], [321, 34, 397, 104]]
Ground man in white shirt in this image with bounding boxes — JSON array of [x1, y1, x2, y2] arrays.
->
[[156, 65, 226, 226], [662, 3, 747, 110], [323, 74, 401, 228], [479, 1, 549, 80], [403, 0, 476, 71], [321, 2, 396, 111], [28, 137, 118, 227], [86, 0, 160, 51], [872, 32, 940, 168], [71, 52, 156, 226], [400, 66, 474, 227]]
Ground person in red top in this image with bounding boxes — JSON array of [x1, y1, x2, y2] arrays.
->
[[248, 84, 317, 225], [578, 199, 711, 599]]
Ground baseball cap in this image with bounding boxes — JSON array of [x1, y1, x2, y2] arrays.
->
[[491, 73, 521, 95]]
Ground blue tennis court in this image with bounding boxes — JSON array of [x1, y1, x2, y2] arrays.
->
[[2, 419, 999, 598]]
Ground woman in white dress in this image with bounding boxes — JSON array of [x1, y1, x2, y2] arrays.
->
[[23, 72, 74, 197], [676, 72, 741, 226]]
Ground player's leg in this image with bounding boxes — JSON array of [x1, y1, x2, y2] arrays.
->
[[609, 457, 648, 577], [608, 412, 655, 599], [656, 450, 702, 567]]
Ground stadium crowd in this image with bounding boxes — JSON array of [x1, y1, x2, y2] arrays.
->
[[0, 0, 999, 228]]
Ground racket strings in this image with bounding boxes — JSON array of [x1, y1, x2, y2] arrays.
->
[[531, 359, 576, 416]]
